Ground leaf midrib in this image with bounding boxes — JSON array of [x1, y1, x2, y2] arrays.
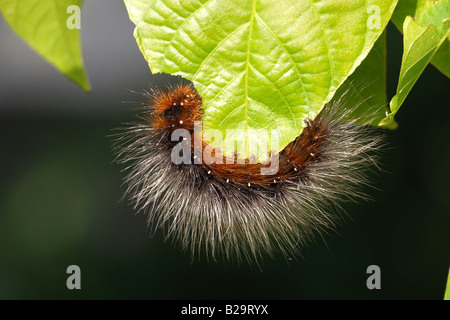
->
[[244, 0, 257, 133]]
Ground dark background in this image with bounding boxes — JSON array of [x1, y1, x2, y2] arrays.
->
[[0, 1, 449, 300]]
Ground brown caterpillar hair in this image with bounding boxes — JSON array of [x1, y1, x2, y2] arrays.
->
[[113, 83, 385, 263]]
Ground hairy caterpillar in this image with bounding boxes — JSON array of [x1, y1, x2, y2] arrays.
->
[[113, 82, 384, 263]]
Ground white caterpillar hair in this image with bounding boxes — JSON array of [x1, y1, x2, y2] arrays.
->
[[113, 86, 385, 264]]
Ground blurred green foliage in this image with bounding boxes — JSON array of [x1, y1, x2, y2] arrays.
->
[[0, 3, 448, 299]]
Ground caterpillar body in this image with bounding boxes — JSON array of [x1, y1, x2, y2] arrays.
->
[[114, 83, 384, 263]]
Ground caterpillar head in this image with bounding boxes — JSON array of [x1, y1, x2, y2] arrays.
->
[[149, 85, 202, 134]]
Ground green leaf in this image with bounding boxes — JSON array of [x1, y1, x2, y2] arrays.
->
[[0, 0, 91, 92], [445, 267, 450, 300], [431, 38, 450, 77], [125, 0, 397, 156], [380, 16, 449, 127], [391, 0, 450, 78], [335, 30, 398, 128]]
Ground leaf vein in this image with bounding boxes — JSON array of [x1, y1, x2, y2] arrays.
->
[[306, 0, 334, 89], [192, 22, 250, 81], [249, 64, 298, 130], [160, 0, 214, 70]]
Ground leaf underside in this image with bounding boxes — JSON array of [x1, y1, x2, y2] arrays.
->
[[0, 0, 91, 92], [125, 0, 397, 156]]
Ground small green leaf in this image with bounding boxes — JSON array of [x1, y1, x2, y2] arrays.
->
[[0, 0, 91, 92], [125, 0, 397, 155], [391, 0, 450, 78], [380, 16, 449, 127]]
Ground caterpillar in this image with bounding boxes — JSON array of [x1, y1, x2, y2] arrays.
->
[[113, 82, 385, 263]]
